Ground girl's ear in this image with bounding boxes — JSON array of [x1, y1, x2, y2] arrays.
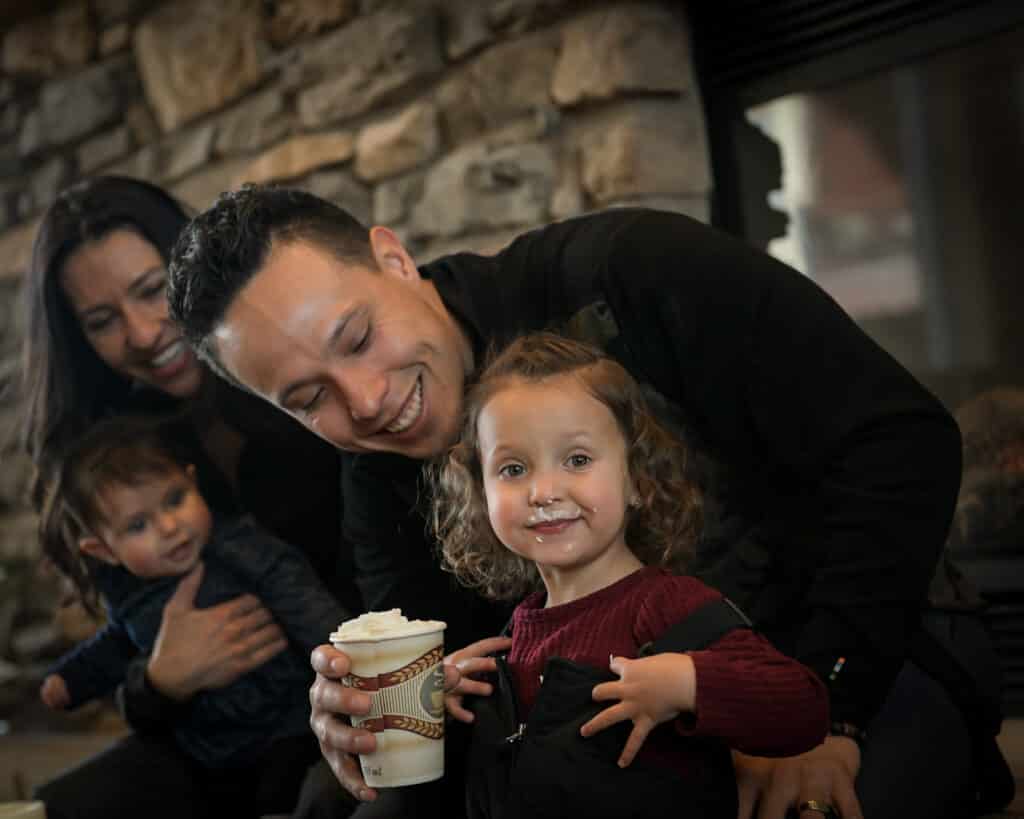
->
[[78, 535, 119, 566]]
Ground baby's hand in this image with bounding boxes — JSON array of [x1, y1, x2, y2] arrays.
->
[[580, 653, 697, 767], [40, 674, 71, 710], [442, 636, 513, 723]]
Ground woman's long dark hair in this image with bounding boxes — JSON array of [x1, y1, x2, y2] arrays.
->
[[20, 176, 191, 495]]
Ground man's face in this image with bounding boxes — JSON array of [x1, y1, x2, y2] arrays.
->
[[212, 238, 473, 458]]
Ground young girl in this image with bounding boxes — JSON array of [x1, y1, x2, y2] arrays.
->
[[38, 414, 347, 815], [432, 332, 830, 819]]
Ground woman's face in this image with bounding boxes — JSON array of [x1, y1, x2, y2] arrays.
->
[[60, 228, 203, 399]]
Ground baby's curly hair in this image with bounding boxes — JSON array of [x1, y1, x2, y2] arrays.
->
[[430, 332, 702, 601]]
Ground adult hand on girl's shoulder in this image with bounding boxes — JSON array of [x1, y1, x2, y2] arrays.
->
[[581, 653, 697, 767], [147, 561, 287, 700], [443, 635, 513, 723], [733, 736, 863, 819]]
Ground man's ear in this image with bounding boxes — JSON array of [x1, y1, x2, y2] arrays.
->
[[368, 226, 420, 282], [78, 535, 119, 566]]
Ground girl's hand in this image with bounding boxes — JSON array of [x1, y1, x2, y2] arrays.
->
[[442, 636, 513, 723], [40, 673, 71, 710], [147, 562, 287, 700], [581, 653, 697, 767]]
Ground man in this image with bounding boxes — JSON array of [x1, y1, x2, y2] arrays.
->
[[168, 186, 966, 819]]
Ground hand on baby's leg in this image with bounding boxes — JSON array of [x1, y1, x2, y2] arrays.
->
[[580, 653, 697, 767], [40, 673, 71, 710]]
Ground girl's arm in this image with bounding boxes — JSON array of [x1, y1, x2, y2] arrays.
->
[[581, 630, 828, 764], [681, 628, 829, 757]]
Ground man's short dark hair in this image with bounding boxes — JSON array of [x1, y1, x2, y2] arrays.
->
[[167, 184, 373, 368]]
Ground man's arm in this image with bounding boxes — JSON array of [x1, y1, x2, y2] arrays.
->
[[602, 210, 960, 726], [486, 207, 961, 727]]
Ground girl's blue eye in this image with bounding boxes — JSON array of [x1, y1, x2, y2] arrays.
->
[[166, 488, 186, 508], [142, 281, 165, 299], [567, 454, 592, 468], [125, 517, 147, 534], [498, 463, 525, 479]]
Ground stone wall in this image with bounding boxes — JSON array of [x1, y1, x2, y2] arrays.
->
[[0, 0, 711, 672]]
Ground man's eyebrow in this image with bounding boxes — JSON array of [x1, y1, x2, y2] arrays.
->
[[275, 308, 361, 406]]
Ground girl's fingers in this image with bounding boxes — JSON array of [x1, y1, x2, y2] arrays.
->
[[617, 721, 651, 768], [445, 696, 476, 724], [580, 702, 628, 737], [455, 656, 498, 676], [590, 680, 623, 702]]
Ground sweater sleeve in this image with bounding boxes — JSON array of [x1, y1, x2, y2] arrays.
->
[[636, 574, 829, 757], [215, 518, 349, 654], [51, 617, 139, 709], [493, 208, 960, 727]]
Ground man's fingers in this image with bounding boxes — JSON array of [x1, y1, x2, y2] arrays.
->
[[617, 721, 651, 768], [330, 749, 377, 803], [830, 778, 864, 819], [756, 772, 798, 819], [310, 673, 373, 718], [580, 702, 627, 737], [311, 644, 351, 678]]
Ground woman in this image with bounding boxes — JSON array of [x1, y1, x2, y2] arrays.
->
[[21, 176, 359, 819]]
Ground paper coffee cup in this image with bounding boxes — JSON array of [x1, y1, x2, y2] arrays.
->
[[330, 610, 447, 788]]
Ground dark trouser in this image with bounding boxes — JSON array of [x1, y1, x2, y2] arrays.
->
[[857, 660, 975, 819], [35, 732, 323, 819]]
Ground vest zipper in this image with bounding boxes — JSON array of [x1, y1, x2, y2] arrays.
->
[[504, 722, 527, 744]]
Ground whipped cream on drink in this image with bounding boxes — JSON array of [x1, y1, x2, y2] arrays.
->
[[331, 608, 446, 643]]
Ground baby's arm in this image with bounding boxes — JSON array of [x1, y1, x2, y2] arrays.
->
[[40, 674, 71, 710], [47, 619, 140, 709]]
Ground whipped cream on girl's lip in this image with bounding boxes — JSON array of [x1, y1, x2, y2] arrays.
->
[[330, 609, 446, 642], [526, 503, 582, 526]]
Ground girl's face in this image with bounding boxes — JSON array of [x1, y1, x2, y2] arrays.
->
[[85, 464, 212, 579], [477, 374, 639, 596], [60, 228, 203, 399]]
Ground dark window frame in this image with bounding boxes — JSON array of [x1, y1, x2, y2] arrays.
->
[[689, 0, 1024, 237]]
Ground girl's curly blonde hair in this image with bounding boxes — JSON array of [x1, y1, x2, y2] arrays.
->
[[430, 331, 702, 601]]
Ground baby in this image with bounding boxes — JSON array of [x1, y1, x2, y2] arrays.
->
[[38, 414, 346, 775]]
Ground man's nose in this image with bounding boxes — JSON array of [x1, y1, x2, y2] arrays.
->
[[336, 365, 387, 423]]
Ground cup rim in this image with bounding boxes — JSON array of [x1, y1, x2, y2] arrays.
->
[[330, 625, 446, 645]]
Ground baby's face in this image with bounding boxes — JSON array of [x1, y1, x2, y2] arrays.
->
[[476, 374, 636, 578], [95, 465, 212, 579]]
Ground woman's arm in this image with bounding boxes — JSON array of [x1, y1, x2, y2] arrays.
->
[[117, 562, 287, 732]]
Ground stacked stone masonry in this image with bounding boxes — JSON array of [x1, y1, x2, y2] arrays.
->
[[0, 0, 711, 674]]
